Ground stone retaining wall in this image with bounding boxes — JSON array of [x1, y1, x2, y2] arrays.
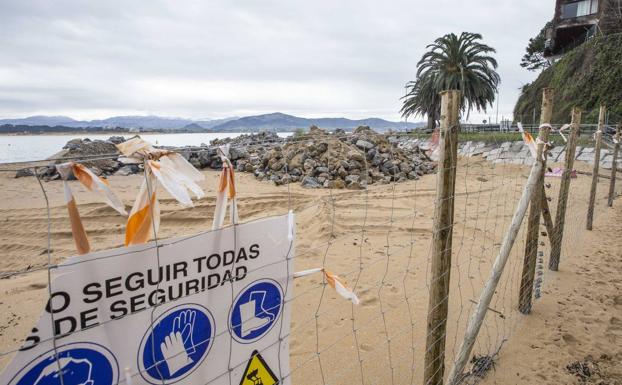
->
[[399, 138, 622, 170]]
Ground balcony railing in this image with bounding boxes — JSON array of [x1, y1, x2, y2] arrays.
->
[[561, 0, 598, 19]]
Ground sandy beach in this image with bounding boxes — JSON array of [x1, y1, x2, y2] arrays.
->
[[0, 156, 620, 384]]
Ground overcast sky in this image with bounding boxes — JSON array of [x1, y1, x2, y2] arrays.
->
[[0, 0, 553, 123]]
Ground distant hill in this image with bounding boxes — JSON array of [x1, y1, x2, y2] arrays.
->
[[0, 115, 236, 130], [0, 115, 80, 126], [88, 116, 196, 130], [210, 113, 422, 132], [0, 112, 424, 132]]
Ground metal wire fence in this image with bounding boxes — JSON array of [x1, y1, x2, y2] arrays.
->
[[0, 105, 620, 385]]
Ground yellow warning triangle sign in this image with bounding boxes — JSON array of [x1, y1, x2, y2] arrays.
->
[[239, 350, 279, 385]]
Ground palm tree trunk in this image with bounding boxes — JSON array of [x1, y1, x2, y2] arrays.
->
[[427, 114, 436, 130]]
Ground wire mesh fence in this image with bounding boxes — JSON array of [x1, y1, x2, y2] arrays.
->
[[0, 102, 620, 385]]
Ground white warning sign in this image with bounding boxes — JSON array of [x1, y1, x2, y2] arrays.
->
[[0, 214, 294, 385]]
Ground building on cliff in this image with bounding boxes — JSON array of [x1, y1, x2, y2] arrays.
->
[[544, 0, 622, 59]]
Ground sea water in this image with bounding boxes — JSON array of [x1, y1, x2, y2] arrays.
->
[[0, 132, 292, 164]]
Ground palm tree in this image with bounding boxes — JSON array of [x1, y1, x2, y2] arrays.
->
[[401, 74, 441, 131], [401, 32, 500, 129]]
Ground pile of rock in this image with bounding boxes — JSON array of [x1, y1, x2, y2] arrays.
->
[[59, 138, 130, 175], [236, 126, 435, 189], [179, 131, 284, 170], [15, 137, 142, 180], [14, 128, 437, 188], [210, 131, 282, 147]]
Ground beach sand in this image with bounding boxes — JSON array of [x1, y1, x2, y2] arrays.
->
[[0, 157, 620, 384]]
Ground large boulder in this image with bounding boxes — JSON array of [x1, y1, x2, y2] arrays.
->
[[14, 168, 35, 178], [288, 152, 305, 169], [115, 165, 140, 176], [347, 150, 365, 163], [229, 146, 248, 161], [355, 139, 375, 150], [327, 178, 346, 189], [56, 138, 121, 175], [301, 176, 321, 189]]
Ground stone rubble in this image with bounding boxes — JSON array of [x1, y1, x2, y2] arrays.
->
[[235, 125, 436, 189], [14, 129, 622, 183]]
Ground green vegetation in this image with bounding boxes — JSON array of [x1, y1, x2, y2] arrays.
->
[[514, 33, 622, 125], [409, 131, 523, 144], [520, 22, 552, 72], [293, 127, 306, 138], [401, 32, 500, 130], [408, 131, 594, 146]]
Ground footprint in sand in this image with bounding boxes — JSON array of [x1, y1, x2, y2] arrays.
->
[[562, 333, 579, 345], [359, 343, 373, 352], [606, 317, 622, 336], [361, 296, 379, 307]]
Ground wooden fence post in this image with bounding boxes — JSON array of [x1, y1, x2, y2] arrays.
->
[[446, 157, 544, 385], [549, 107, 581, 271], [540, 184, 555, 239], [586, 104, 605, 230], [518, 88, 553, 314], [607, 124, 621, 207], [423, 90, 460, 385]]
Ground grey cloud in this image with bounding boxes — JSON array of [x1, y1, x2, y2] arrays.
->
[[0, 0, 552, 121]]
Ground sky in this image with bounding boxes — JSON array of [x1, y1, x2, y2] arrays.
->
[[0, 0, 553, 123]]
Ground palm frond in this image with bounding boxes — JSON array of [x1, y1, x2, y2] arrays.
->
[[401, 31, 500, 123]]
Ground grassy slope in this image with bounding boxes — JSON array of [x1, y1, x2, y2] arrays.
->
[[408, 131, 594, 146], [514, 33, 622, 125]]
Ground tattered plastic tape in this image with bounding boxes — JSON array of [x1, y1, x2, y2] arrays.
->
[[287, 210, 295, 242], [294, 268, 360, 305], [517, 122, 538, 159], [558, 124, 571, 143]]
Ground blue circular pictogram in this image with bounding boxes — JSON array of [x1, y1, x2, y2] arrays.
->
[[138, 304, 214, 384], [229, 279, 283, 343], [8, 342, 118, 385]]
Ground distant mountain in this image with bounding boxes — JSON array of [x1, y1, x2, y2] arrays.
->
[[0, 115, 80, 126], [182, 123, 205, 130], [0, 113, 423, 132], [209, 113, 423, 132], [0, 115, 188, 129], [87, 116, 195, 129], [195, 117, 239, 129]]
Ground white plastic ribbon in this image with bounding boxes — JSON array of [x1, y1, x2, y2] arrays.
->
[[427, 129, 441, 161], [125, 169, 160, 246], [56, 162, 128, 254], [56, 164, 91, 254], [294, 267, 360, 305], [517, 122, 537, 159], [124, 367, 133, 385], [57, 162, 127, 215], [287, 210, 295, 242], [212, 145, 239, 230], [73, 163, 127, 215], [148, 155, 204, 207], [116, 137, 205, 245], [557, 123, 571, 143]]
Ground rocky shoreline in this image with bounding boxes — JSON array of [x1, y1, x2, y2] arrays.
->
[[16, 126, 437, 189], [15, 126, 622, 186]]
